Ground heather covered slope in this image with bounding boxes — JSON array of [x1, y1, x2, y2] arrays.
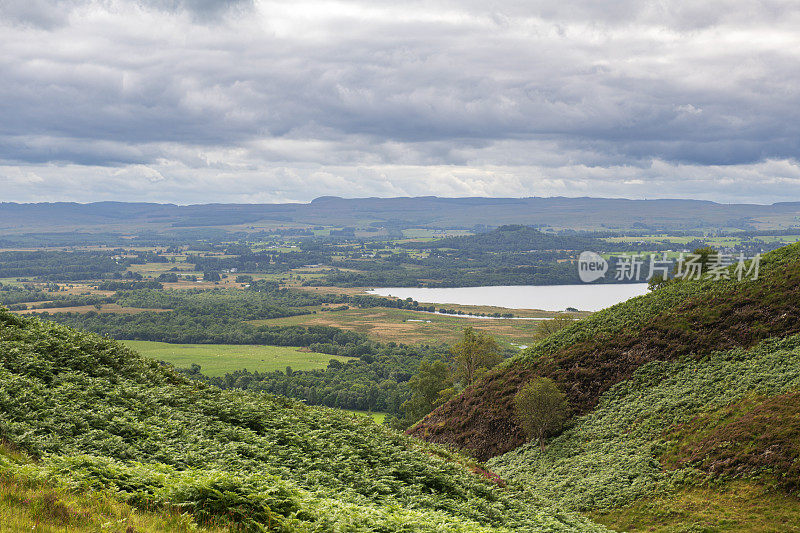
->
[[0, 310, 606, 532], [410, 243, 800, 460], [488, 336, 800, 510]]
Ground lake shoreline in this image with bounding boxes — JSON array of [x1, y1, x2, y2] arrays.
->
[[367, 283, 650, 312]]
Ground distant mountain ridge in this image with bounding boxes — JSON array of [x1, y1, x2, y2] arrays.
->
[[3, 196, 800, 234]]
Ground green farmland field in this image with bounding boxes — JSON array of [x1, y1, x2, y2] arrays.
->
[[340, 409, 386, 424], [121, 340, 353, 376]]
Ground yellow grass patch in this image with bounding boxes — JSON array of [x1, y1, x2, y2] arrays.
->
[[15, 303, 170, 315], [251, 307, 548, 346]]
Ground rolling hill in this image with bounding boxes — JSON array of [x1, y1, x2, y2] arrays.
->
[[4, 196, 800, 238], [402, 224, 608, 252], [0, 309, 606, 532], [410, 243, 800, 530]]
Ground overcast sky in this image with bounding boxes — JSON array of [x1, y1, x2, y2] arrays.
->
[[1, 0, 799, 204]]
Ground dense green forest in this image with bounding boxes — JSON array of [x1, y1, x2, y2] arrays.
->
[[40, 311, 360, 346], [314, 257, 587, 287], [0, 251, 125, 281], [403, 225, 617, 252], [180, 342, 449, 415], [117, 288, 316, 320], [0, 283, 113, 310], [0, 283, 58, 305]]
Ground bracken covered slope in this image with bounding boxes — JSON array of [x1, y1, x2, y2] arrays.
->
[[0, 309, 606, 532], [663, 389, 800, 491], [487, 335, 800, 512], [410, 243, 800, 461]]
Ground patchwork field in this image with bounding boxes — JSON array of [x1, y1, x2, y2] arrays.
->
[[121, 340, 353, 376], [250, 307, 560, 346], [603, 234, 800, 247]]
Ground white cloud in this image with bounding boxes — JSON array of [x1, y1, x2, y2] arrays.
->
[[0, 0, 799, 203], [113, 164, 166, 183], [3, 157, 800, 205]]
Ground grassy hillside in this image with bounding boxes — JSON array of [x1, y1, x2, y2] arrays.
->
[[486, 335, 800, 531], [0, 443, 227, 533], [411, 243, 800, 460], [0, 309, 606, 532]]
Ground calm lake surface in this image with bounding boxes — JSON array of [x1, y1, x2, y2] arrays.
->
[[367, 284, 650, 312]]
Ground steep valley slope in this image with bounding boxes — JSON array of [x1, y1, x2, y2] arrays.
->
[[411, 243, 800, 460], [0, 309, 606, 532], [411, 243, 800, 530]]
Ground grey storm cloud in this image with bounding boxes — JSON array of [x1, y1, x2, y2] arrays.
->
[[0, 0, 799, 203]]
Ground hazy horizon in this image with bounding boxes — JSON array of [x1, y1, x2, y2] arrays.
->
[[0, 195, 800, 207], [2, 194, 799, 208]]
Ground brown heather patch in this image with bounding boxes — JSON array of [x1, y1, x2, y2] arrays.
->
[[590, 481, 800, 533], [410, 260, 800, 461], [663, 391, 800, 490]]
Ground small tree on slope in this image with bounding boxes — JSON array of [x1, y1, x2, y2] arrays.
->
[[450, 327, 501, 386], [514, 377, 569, 451]]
